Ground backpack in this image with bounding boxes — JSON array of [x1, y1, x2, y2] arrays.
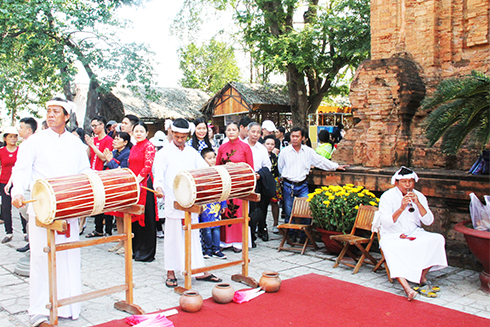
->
[[468, 150, 490, 175]]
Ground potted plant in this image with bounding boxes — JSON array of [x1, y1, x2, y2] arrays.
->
[[308, 184, 379, 254]]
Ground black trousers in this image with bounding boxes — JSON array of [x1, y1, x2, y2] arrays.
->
[[0, 183, 13, 234], [132, 178, 157, 262], [94, 214, 113, 235]]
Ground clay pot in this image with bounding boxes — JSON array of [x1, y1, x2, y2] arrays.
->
[[212, 283, 235, 304], [259, 271, 282, 293], [179, 290, 203, 313]]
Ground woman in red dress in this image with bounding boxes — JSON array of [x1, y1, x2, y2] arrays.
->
[[216, 122, 254, 252], [0, 126, 19, 243], [128, 122, 157, 261]]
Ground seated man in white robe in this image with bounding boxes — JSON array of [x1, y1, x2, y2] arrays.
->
[[11, 98, 91, 326], [153, 118, 222, 288], [378, 167, 447, 300]]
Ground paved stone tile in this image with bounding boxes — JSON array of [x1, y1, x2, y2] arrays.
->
[[1, 210, 489, 326]]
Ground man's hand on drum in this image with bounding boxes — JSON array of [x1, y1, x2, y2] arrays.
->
[[103, 148, 113, 162], [155, 187, 165, 199], [12, 194, 25, 209]]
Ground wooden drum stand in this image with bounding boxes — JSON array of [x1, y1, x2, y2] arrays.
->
[[175, 193, 260, 293], [36, 205, 145, 326]]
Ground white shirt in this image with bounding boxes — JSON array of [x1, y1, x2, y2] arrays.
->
[[278, 144, 339, 182], [245, 138, 271, 171], [153, 142, 208, 219], [11, 128, 91, 198]]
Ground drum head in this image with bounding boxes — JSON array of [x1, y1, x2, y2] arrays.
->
[[31, 179, 56, 224], [173, 171, 197, 208]]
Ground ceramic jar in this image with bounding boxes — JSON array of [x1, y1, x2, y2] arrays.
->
[[179, 290, 203, 312], [212, 283, 235, 304], [259, 271, 282, 293]]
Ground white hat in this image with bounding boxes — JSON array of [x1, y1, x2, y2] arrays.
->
[[261, 120, 276, 132], [150, 130, 166, 147], [391, 166, 419, 185], [3, 126, 19, 135]]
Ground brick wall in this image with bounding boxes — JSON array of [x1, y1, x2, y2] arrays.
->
[[338, 0, 490, 170]]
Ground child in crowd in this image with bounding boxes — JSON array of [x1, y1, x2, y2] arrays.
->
[[199, 148, 227, 259], [315, 129, 335, 159]]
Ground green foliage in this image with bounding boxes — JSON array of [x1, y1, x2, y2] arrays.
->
[[308, 184, 379, 234], [0, 0, 156, 117], [178, 39, 242, 94], [421, 71, 490, 155], [173, 0, 370, 127]]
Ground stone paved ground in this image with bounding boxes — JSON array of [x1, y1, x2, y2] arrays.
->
[[1, 208, 489, 326]]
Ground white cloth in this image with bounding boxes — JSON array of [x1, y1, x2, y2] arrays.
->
[[245, 139, 271, 171], [278, 144, 339, 182], [11, 128, 90, 318], [152, 142, 208, 272], [378, 187, 447, 283]]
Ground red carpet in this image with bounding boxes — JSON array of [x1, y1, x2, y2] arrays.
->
[[97, 273, 489, 327]]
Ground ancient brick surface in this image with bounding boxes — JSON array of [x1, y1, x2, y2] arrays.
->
[[345, 0, 490, 170], [334, 57, 425, 167]]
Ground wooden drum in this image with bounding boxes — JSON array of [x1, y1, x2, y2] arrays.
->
[[31, 168, 140, 224], [173, 163, 256, 208]]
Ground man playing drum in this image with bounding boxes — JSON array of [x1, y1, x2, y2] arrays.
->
[[11, 97, 90, 327], [154, 118, 222, 288]]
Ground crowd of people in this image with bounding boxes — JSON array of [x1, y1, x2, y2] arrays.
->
[[0, 96, 447, 325]]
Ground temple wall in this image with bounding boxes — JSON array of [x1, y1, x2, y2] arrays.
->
[[334, 0, 490, 170]]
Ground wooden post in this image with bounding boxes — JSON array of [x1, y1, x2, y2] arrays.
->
[[184, 211, 192, 290], [242, 200, 249, 277], [46, 228, 58, 326]]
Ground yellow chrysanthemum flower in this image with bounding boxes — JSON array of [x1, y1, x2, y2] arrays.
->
[[369, 201, 377, 206]]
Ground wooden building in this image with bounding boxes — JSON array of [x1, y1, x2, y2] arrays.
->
[[113, 86, 210, 135], [201, 82, 291, 132]]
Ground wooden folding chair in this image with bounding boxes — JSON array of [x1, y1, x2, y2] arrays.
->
[[277, 197, 319, 255], [373, 234, 393, 282], [330, 205, 379, 274]]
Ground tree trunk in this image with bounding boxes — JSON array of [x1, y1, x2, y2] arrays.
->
[[84, 78, 100, 134], [287, 66, 310, 129]]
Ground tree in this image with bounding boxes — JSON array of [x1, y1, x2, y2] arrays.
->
[[175, 0, 370, 127], [0, 0, 156, 129], [421, 71, 490, 155], [178, 39, 242, 94]]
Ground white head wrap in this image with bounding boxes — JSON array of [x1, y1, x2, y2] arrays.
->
[[171, 119, 191, 133], [391, 166, 419, 185], [165, 119, 173, 131], [46, 99, 76, 112]]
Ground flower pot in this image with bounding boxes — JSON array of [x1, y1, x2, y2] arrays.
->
[[259, 271, 282, 293], [179, 290, 203, 312], [316, 228, 344, 254], [454, 220, 490, 294], [212, 283, 235, 304]]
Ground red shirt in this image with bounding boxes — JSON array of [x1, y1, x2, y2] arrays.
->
[[216, 138, 254, 169], [0, 147, 18, 184], [128, 139, 157, 226], [90, 135, 113, 171]]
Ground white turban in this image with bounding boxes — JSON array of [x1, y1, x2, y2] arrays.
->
[[165, 119, 173, 131], [171, 120, 191, 133], [46, 99, 76, 112], [391, 166, 419, 185]]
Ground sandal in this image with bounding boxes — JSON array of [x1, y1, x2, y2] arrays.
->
[[196, 273, 222, 283], [414, 281, 440, 293], [85, 231, 104, 238], [165, 278, 178, 288], [415, 285, 437, 298]]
